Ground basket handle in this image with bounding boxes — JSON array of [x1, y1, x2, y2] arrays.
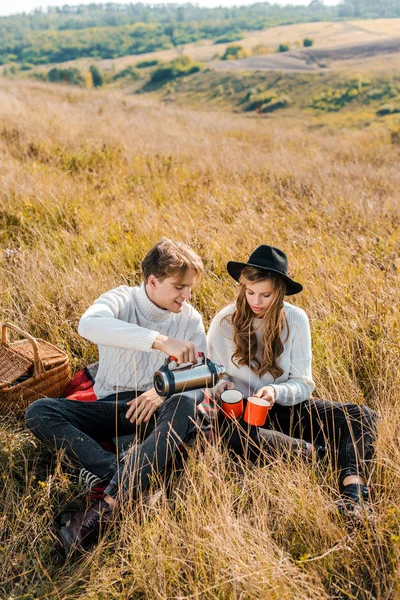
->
[[1, 322, 45, 376]]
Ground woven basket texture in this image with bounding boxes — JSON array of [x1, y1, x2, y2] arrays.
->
[[0, 323, 71, 415], [0, 345, 32, 387], [11, 338, 67, 368]]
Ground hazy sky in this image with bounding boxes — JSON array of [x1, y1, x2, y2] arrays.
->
[[0, 0, 341, 18]]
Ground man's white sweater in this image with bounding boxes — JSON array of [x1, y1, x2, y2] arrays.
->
[[78, 283, 206, 399], [207, 302, 315, 406]]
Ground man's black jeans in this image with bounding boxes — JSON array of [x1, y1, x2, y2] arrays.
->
[[25, 392, 196, 501], [218, 398, 379, 484]]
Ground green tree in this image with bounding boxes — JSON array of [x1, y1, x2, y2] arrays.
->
[[89, 64, 103, 87]]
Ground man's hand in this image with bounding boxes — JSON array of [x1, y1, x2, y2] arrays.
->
[[215, 381, 235, 401], [253, 385, 276, 406], [152, 334, 197, 365], [125, 388, 165, 424]]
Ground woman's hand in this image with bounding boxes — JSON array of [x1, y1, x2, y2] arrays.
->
[[215, 381, 235, 401], [126, 388, 165, 424], [253, 385, 276, 406]]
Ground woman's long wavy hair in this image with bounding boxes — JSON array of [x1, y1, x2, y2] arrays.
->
[[230, 266, 288, 379]]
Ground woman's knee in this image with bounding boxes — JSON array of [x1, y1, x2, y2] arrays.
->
[[360, 405, 380, 432], [344, 403, 379, 435]]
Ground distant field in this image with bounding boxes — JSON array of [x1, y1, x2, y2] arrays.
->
[[214, 36, 400, 73], [37, 18, 400, 74]]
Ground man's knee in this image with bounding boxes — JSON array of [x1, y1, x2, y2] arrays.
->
[[178, 393, 196, 414], [165, 394, 196, 418], [25, 397, 59, 432]]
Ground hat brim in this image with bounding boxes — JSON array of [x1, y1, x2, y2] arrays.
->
[[226, 261, 303, 296]]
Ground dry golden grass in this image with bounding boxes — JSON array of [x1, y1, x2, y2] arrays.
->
[[1, 78, 400, 599]]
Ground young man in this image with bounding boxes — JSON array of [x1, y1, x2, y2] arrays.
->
[[25, 237, 206, 553]]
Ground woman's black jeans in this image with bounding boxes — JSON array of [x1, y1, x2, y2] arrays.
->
[[218, 398, 379, 485], [25, 392, 196, 501]]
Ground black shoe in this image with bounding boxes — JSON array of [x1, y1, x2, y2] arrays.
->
[[335, 484, 372, 522], [59, 500, 113, 554], [314, 444, 327, 461]]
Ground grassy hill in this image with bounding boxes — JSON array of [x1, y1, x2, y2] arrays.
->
[[1, 77, 400, 599], [3, 17, 400, 129]]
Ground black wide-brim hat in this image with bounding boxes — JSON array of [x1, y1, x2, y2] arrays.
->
[[227, 245, 303, 296]]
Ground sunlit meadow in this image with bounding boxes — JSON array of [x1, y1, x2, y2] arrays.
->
[[1, 79, 400, 599]]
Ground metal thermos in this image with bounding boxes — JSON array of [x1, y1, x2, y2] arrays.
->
[[153, 352, 227, 398]]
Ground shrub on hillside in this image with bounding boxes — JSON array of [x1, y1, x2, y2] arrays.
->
[[367, 85, 397, 102], [113, 65, 139, 81], [261, 95, 290, 112], [303, 38, 314, 47], [376, 104, 400, 116], [312, 79, 373, 111], [150, 56, 203, 83], [245, 90, 290, 113], [251, 44, 271, 56], [136, 59, 160, 69], [221, 44, 250, 61], [47, 67, 84, 86], [214, 32, 244, 44], [277, 43, 290, 53], [245, 90, 276, 111]]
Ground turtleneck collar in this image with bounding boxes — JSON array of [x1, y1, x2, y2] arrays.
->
[[135, 283, 174, 323]]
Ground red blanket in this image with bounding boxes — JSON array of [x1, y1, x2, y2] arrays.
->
[[64, 367, 97, 401]]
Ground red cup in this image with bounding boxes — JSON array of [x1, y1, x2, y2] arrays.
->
[[220, 389, 244, 419], [243, 396, 271, 426]]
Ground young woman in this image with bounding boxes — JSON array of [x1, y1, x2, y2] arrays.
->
[[207, 244, 378, 517]]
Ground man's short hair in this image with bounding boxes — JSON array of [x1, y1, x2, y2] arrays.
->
[[141, 237, 204, 284]]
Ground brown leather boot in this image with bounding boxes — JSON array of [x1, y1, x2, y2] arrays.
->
[[59, 499, 114, 554]]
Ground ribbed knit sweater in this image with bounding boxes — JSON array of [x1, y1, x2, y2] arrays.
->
[[207, 302, 315, 406], [78, 283, 206, 399]]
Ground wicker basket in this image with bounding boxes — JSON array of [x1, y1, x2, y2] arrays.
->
[[0, 322, 71, 414]]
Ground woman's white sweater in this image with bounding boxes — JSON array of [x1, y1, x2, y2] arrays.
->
[[78, 283, 206, 399], [207, 302, 315, 406]]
